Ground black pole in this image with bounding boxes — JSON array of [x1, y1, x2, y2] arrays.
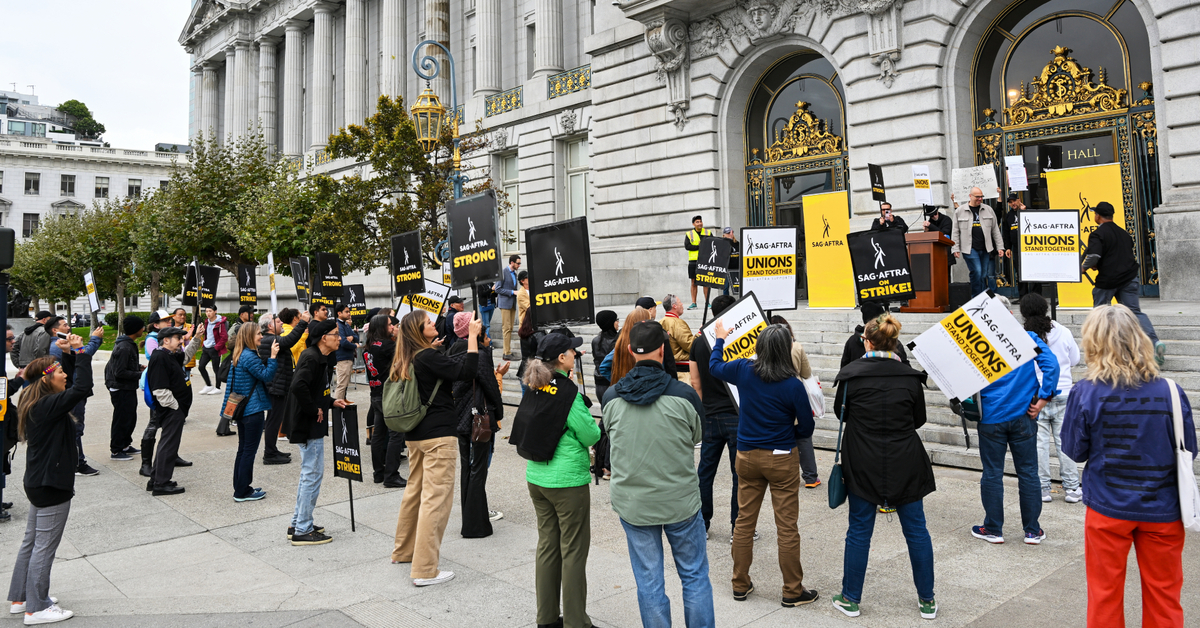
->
[[348, 478, 356, 532], [701, 290, 711, 327], [0, 272, 7, 520]]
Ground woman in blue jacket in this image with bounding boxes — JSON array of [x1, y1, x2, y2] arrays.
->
[[223, 323, 279, 502]]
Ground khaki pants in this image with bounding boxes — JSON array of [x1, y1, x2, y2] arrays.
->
[[501, 307, 516, 356], [392, 436, 457, 579], [334, 360, 353, 399], [732, 448, 805, 598], [528, 483, 591, 628]]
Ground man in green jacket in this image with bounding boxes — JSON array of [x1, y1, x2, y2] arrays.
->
[[603, 321, 714, 627]]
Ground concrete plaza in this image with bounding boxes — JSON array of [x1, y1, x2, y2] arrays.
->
[[0, 354, 1196, 628]]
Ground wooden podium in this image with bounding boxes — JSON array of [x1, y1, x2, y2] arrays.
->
[[900, 232, 954, 313]]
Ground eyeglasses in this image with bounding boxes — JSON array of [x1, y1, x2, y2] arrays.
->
[[969, 194, 984, 199]]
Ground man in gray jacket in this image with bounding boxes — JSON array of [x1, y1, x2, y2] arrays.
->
[[951, 186, 1006, 297], [493, 254, 522, 360], [13, 310, 53, 368]]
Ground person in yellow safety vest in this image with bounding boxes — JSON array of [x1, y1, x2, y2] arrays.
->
[[684, 215, 714, 310]]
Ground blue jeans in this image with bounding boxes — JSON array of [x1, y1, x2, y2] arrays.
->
[[697, 413, 739, 530], [1036, 397, 1080, 492], [291, 437, 325, 535], [1092, 277, 1158, 343], [480, 305, 495, 335], [842, 493, 934, 604], [978, 417, 1042, 537], [619, 511, 715, 628], [963, 248, 995, 297], [233, 411, 265, 498]]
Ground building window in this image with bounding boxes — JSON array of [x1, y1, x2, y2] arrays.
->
[[0, 171, 4, 194], [128, 179, 142, 198], [60, 174, 75, 197], [31, 123, 45, 138], [564, 138, 590, 219], [22, 213, 39, 237], [7, 121, 25, 135], [501, 154, 521, 253], [526, 25, 537, 80], [468, 46, 476, 95], [95, 177, 109, 198], [24, 173, 39, 195], [159, 180, 169, 191], [124, 295, 139, 308]]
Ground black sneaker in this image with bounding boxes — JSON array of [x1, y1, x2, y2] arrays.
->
[[146, 479, 178, 491], [124, 445, 141, 455], [290, 530, 333, 546], [75, 463, 100, 476], [287, 524, 325, 540], [782, 589, 820, 607], [110, 451, 133, 461], [1, 501, 12, 509], [383, 477, 408, 489], [173, 457, 193, 467], [733, 584, 754, 601], [152, 484, 185, 496], [263, 454, 292, 465], [0, 510, 10, 523]]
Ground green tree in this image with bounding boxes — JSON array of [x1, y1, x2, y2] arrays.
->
[[78, 199, 144, 329], [56, 99, 106, 140], [10, 213, 87, 310], [131, 189, 187, 311]]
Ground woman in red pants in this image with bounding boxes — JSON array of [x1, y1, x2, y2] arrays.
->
[[1063, 305, 1196, 628]]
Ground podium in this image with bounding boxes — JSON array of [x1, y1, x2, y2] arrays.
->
[[900, 232, 954, 313]]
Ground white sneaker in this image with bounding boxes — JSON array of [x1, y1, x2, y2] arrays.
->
[[1065, 488, 1083, 503], [10, 598, 56, 614], [413, 571, 455, 587], [207, 387, 222, 395], [488, 510, 504, 522], [23, 604, 73, 625], [198, 386, 213, 395], [1041, 490, 1052, 503]]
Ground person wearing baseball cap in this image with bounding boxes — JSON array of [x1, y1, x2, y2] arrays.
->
[[137, 310, 182, 477], [144, 325, 206, 495], [684, 216, 715, 309], [603, 320, 713, 624], [999, 192, 1043, 297], [104, 315, 146, 462], [437, 295, 466, 346], [634, 296, 658, 318], [1083, 200, 1165, 365]]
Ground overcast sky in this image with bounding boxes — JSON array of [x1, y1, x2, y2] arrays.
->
[[1, 1, 194, 150]]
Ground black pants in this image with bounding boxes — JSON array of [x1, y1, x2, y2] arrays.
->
[[459, 435, 493, 538], [152, 408, 186, 487], [369, 397, 406, 482], [141, 405, 163, 441], [109, 389, 139, 455], [73, 400, 86, 465], [264, 394, 288, 457], [196, 346, 220, 388]]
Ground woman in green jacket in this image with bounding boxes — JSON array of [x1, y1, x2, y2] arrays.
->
[[519, 334, 601, 628]]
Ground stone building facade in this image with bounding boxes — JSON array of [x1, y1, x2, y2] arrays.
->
[[180, 0, 1200, 309]]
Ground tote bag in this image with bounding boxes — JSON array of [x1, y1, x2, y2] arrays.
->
[[1165, 378, 1200, 532], [828, 385, 849, 509], [801, 374, 825, 419]]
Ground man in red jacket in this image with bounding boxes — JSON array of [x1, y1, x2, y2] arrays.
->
[[196, 307, 228, 396]]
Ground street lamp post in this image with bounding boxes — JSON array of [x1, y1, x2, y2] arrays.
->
[[410, 40, 465, 200]]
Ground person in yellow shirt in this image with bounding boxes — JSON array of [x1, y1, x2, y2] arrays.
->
[[684, 215, 714, 309], [516, 270, 530, 327]]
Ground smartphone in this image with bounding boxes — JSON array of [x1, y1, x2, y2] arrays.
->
[[55, 332, 69, 340]]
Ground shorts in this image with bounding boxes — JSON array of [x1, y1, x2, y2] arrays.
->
[[688, 261, 698, 280]]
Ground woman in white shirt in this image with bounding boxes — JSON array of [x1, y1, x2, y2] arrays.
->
[[1020, 293, 1081, 503]]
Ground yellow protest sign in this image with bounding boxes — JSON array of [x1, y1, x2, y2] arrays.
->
[[801, 190, 856, 308], [1046, 163, 1126, 307]]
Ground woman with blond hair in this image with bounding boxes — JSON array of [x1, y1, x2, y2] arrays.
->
[[1063, 304, 1195, 628], [221, 322, 280, 502], [389, 309, 481, 587]]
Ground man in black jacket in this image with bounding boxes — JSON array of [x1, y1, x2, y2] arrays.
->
[[999, 193, 1043, 297], [841, 302, 910, 368], [145, 326, 204, 495], [869, 202, 909, 233], [1083, 201, 1165, 365], [285, 320, 347, 545], [104, 316, 145, 462], [259, 310, 309, 464]]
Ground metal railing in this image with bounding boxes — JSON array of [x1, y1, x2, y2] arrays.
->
[[485, 86, 523, 117], [548, 65, 591, 99]]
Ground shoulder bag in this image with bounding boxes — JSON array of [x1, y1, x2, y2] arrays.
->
[[220, 363, 249, 426], [1165, 378, 1200, 532], [470, 381, 493, 443], [828, 384, 849, 509], [801, 373, 825, 418]]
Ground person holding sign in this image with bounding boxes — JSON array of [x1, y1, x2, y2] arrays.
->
[[830, 314, 937, 620], [708, 322, 818, 608], [104, 316, 145, 463], [689, 295, 742, 537], [1082, 201, 1165, 366], [145, 326, 206, 495], [47, 321, 103, 477], [950, 187, 1005, 297], [364, 314, 407, 488], [869, 202, 908, 233], [684, 216, 715, 309], [999, 194, 1043, 297], [261, 309, 310, 464]]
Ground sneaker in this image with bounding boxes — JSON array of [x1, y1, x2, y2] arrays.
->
[[805, 479, 822, 489], [234, 489, 266, 502], [1154, 341, 1166, 367], [832, 594, 860, 617], [733, 583, 754, 601], [110, 451, 133, 461], [1065, 488, 1083, 503], [10, 598, 56, 614], [489, 510, 504, 522], [694, 443, 702, 449], [0, 510, 10, 523], [207, 387, 223, 395], [123, 445, 140, 455], [75, 463, 99, 477], [413, 571, 455, 587], [277, 435, 288, 441], [919, 598, 938, 619], [22, 604, 72, 625], [1041, 489, 1052, 503], [198, 386, 214, 395], [263, 454, 292, 465], [730, 531, 760, 544], [1025, 529, 1046, 545], [688, 303, 698, 310], [286, 525, 325, 540], [291, 530, 333, 546], [971, 525, 1004, 544], [782, 589, 819, 607]]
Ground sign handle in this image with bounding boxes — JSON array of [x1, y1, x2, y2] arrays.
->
[[701, 291, 711, 327], [348, 477, 356, 532]]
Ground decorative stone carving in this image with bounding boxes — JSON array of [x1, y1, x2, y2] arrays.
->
[[1004, 46, 1128, 126], [645, 17, 691, 130], [493, 128, 508, 151], [561, 109, 578, 135], [872, 50, 900, 88]]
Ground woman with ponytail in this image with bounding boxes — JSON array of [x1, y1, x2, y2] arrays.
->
[[831, 313, 938, 620], [7, 335, 91, 624], [1019, 293, 1081, 503]]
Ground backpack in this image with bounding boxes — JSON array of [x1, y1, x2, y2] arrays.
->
[[380, 348, 443, 433]]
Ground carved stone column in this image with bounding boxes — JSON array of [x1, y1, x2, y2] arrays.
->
[[282, 20, 305, 156], [424, 0, 450, 103], [201, 62, 219, 139], [380, 0, 405, 99], [190, 66, 203, 140], [311, 2, 336, 151], [258, 36, 279, 150], [232, 40, 252, 138], [345, 0, 368, 124], [534, 0, 564, 78], [644, 17, 690, 130], [222, 45, 237, 142], [476, 0, 501, 95]]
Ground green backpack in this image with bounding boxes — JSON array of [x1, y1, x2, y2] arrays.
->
[[381, 349, 443, 433]]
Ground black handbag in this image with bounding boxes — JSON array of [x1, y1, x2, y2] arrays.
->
[[828, 385, 849, 509], [470, 381, 493, 443]]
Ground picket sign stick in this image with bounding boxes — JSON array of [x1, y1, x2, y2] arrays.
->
[[701, 291, 711, 327], [348, 478, 356, 532]]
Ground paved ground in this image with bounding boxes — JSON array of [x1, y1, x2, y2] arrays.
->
[[0, 347, 1196, 627]]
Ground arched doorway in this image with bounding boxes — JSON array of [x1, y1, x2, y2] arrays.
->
[[744, 50, 847, 298], [971, 0, 1160, 294]]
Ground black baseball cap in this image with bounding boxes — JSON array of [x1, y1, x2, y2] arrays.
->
[[158, 326, 186, 340], [535, 333, 583, 361], [629, 321, 665, 355], [238, 305, 256, 315], [35, 310, 53, 320], [1007, 193, 1020, 202], [447, 295, 464, 305], [635, 296, 657, 310], [1094, 201, 1115, 218]]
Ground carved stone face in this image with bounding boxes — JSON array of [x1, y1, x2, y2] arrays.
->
[[748, 5, 774, 31]]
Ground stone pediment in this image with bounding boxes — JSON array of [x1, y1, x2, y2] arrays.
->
[[0, 195, 11, 209], [51, 199, 85, 212], [179, 0, 232, 45]]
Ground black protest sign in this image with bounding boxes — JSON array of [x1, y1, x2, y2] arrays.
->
[[526, 217, 594, 327], [289, 257, 310, 303], [391, 230, 424, 298], [694, 236, 732, 289], [448, 190, 502, 289], [343, 284, 368, 323], [316, 252, 344, 298], [332, 404, 363, 482], [869, 163, 886, 202], [847, 229, 915, 303], [308, 257, 334, 308], [198, 265, 221, 309], [182, 264, 199, 306], [237, 264, 258, 306]]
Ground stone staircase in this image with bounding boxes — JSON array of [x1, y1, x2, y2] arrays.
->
[[493, 305, 1200, 476]]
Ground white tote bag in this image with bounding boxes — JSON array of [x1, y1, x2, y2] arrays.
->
[[802, 373, 825, 419], [1165, 378, 1200, 533]]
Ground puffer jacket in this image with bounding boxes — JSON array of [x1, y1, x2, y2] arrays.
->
[[259, 320, 308, 397], [223, 348, 279, 416], [449, 342, 503, 435]]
